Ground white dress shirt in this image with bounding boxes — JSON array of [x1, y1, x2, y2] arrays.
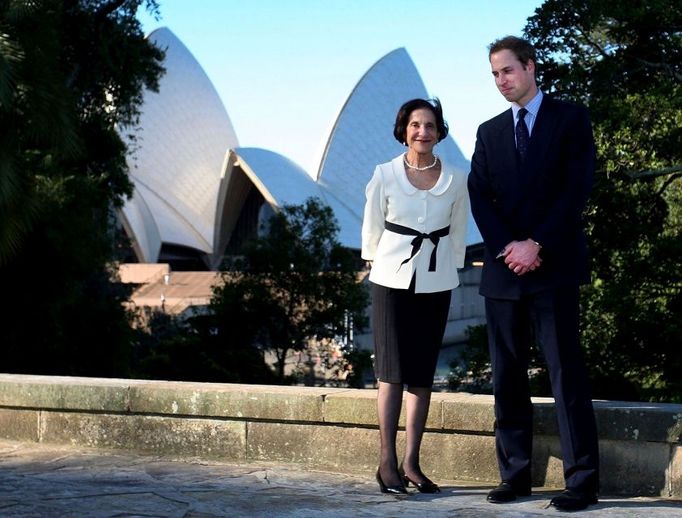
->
[[512, 89, 543, 139], [361, 154, 470, 293]]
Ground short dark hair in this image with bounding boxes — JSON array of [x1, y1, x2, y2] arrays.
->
[[488, 35, 536, 68], [393, 98, 449, 145]]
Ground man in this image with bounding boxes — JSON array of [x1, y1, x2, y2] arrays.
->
[[468, 35, 600, 512]]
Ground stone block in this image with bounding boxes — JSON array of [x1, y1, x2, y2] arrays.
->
[[128, 382, 330, 422], [532, 435, 570, 488], [593, 401, 682, 442], [0, 374, 129, 412], [246, 422, 498, 487], [323, 389, 445, 430], [599, 439, 670, 496], [671, 444, 681, 498], [441, 392, 495, 433], [532, 399, 560, 436], [529, 400, 682, 444], [0, 409, 39, 442], [246, 421, 379, 473], [0, 374, 679, 497], [532, 435, 675, 495], [425, 392, 446, 429], [40, 411, 246, 460], [323, 388, 379, 426], [421, 431, 498, 483]]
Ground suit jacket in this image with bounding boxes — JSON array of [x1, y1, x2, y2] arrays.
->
[[362, 155, 469, 293], [468, 95, 595, 299]]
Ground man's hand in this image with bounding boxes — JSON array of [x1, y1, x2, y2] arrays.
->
[[501, 239, 542, 275]]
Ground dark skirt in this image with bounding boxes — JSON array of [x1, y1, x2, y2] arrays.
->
[[371, 280, 452, 387]]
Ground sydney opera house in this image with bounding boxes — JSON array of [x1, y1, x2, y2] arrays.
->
[[118, 28, 485, 350]]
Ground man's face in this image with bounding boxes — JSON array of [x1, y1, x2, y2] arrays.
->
[[489, 49, 537, 106]]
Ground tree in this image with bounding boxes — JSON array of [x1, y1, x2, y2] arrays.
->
[[451, 1, 681, 402], [129, 310, 278, 384], [210, 197, 369, 383], [523, 0, 681, 401], [448, 324, 550, 396], [0, 0, 164, 376]]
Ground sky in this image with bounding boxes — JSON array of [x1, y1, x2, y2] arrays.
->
[[137, 0, 544, 174]]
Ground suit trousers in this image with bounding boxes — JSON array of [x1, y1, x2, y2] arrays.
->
[[485, 284, 599, 492]]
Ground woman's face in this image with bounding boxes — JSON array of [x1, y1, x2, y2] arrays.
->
[[405, 108, 439, 154]]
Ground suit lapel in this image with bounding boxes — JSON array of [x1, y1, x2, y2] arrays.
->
[[495, 109, 517, 173], [520, 96, 555, 182]]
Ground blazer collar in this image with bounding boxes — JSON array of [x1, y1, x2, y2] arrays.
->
[[391, 154, 453, 196], [495, 96, 556, 182], [493, 112, 517, 170], [521, 96, 554, 172]]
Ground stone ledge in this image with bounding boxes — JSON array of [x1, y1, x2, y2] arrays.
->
[[0, 373, 680, 497]]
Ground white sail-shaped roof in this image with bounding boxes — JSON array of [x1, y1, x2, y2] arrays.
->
[[121, 27, 238, 262], [214, 148, 360, 255], [120, 35, 482, 267], [231, 148, 323, 206], [117, 188, 161, 263]]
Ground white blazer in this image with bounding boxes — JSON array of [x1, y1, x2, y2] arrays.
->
[[361, 154, 470, 293]]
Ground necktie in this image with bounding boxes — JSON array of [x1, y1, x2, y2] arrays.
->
[[516, 107, 529, 163]]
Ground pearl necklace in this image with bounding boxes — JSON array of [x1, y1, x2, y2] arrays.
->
[[403, 153, 438, 171]]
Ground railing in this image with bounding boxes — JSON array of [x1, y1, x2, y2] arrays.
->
[[0, 373, 679, 497]]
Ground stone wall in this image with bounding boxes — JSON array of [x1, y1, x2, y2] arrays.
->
[[0, 374, 679, 497]]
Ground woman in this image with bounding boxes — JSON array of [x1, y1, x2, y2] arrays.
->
[[361, 98, 469, 494]]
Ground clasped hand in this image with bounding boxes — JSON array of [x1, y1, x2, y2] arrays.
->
[[501, 239, 542, 276]]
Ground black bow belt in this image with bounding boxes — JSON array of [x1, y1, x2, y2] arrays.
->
[[384, 221, 450, 272]]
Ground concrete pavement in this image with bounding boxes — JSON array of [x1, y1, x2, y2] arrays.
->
[[1, 439, 681, 518]]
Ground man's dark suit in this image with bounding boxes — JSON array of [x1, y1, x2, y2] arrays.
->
[[468, 95, 599, 493]]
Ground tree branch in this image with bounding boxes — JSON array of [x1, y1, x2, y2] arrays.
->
[[95, 0, 128, 18], [656, 173, 682, 197], [634, 58, 682, 82], [576, 27, 610, 59], [627, 165, 682, 179]]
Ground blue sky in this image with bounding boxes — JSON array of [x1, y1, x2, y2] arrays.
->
[[137, 0, 544, 173]]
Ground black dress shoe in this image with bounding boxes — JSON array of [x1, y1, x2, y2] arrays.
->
[[375, 469, 408, 494], [549, 488, 598, 511], [398, 465, 440, 493], [486, 481, 531, 503]]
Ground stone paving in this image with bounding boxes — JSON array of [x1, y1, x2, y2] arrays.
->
[[1, 439, 681, 518]]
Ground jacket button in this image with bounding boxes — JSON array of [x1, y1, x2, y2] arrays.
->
[[417, 216, 424, 223]]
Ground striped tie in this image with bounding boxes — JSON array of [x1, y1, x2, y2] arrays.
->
[[516, 107, 529, 163]]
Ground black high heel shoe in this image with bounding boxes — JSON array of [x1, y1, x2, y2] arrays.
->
[[376, 469, 408, 494], [398, 465, 441, 493]]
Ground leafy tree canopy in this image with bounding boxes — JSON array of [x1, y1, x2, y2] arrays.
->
[[451, 1, 681, 402], [0, 0, 164, 376], [526, 0, 681, 401], [210, 197, 369, 382]]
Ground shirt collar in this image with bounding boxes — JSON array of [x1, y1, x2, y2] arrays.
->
[[391, 154, 453, 196], [512, 90, 543, 120]]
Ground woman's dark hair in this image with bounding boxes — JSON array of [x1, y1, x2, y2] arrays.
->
[[393, 98, 449, 145]]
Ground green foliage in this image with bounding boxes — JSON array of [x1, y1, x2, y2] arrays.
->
[[0, 0, 164, 376], [133, 197, 370, 386], [447, 325, 491, 393], [131, 311, 277, 384], [448, 325, 550, 396], [521, 0, 682, 401], [210, 197, 369, 382]]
